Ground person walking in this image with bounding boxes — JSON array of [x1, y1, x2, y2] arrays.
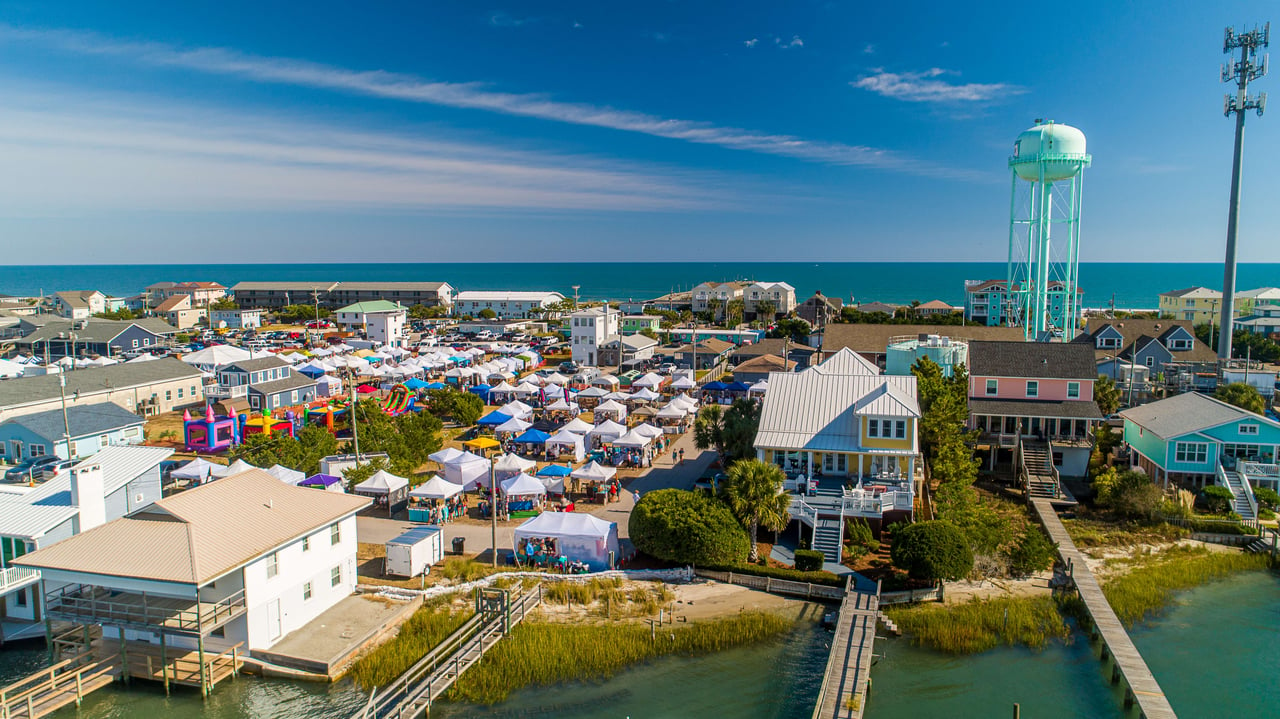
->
[[632, 489, 641, 504]]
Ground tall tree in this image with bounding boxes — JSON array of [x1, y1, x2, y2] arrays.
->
[[754, 299, 777, 321], [722, 459, 793, 562], [1094, 375, 1121, 416], [1215, 382, 1266, 415], [693, 404, 728, 463]]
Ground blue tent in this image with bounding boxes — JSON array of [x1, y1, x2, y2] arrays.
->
[[477, 410, 513, 426], [536, 464, 572, 477], [297, 364, 327, 379], [515, 429, 552, 444], [403, 378, 429, 390], [725, 381, 752, 392], [703, 381, 729, 391], [424, 381, 447, 390], [469, 384, 493, 401]]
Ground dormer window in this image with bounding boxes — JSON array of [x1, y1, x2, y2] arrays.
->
[[1169, 339, 1192, 351], [1026, 381, 1039, 398], [1097, 337, 1121, 349]]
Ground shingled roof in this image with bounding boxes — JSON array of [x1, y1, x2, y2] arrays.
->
[[968, 341, 1097, 380]]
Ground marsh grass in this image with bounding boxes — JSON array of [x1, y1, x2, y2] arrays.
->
[[1063, 518, 1188, 549], [349, 598, 475, 689], [439, 558, 504, 582], [1101, 545, 1270, 627], [542, 578, 674, 618], [447, 612, 793, 704], [886, 596, 1069, 654]]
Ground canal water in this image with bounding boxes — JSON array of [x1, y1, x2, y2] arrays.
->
[[8, 571, 1277, 718]]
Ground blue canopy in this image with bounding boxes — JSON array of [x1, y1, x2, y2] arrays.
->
[[703, 381, 729, 391], [449, 356, 470, 365], [468, 384, 493, 400], [477, 410, 513, 426], [403, 378, 429, 390], [725, 381, 752, 392], [424, 381, 447, 390], [515, 429, 552, 444], [297, 364, 327, 378], [536, 464, 572, 477]]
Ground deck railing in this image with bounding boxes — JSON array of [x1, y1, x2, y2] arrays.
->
[[45, 585, 246, 635], [0, 566, 40, 594]]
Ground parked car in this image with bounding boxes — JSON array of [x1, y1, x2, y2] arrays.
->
[[559, 360, 580, 373], [5, 456, 62, 482], [37, 459, 77, 481]]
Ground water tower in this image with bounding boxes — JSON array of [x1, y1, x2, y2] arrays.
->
[[1007, 120, 1091, 341]]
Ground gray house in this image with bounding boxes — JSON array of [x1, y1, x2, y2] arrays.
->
[[0, 445, 171, 636], [218, 357, 318, 411], [16, 318, 177, 359], [0, 403, 145, 462], [1077, 319, 1217, 384]]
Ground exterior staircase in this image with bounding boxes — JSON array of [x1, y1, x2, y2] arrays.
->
[[1220, 470, 1257, 521], [812, 518, 844, 563], [1020, 440, 1061, 499]]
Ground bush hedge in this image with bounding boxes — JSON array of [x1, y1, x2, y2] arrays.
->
[[1181, 518, 1258, 536], [629, 489, 749, 565], [698, 562, 846, 587], [793, 549, 825, 572], [890, 520, 974, 581]]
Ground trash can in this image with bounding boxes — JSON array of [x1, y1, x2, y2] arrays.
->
[[452, 536, 466, 555]]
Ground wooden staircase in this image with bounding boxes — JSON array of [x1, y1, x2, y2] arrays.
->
[[1020, 440, 1061, 500]]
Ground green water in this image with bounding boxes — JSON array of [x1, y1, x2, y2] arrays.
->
[[11, 571, 1279, 718]]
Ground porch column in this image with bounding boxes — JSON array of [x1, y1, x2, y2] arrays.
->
[[198, 634, 208, 698], [856, 454, 862, 481], [908, 455, 915, 480], [806, 452, 813, 477]]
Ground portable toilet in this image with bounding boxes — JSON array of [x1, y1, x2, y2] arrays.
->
[[385, 525, 445, 578]]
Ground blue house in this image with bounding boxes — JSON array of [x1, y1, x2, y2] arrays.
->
[[0, 403, 146, 462], [1120, 392, 1280, 497]]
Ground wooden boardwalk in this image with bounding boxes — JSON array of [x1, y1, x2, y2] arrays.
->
[[1031, 499, 1177, 719], [812, 582, 879, 719]]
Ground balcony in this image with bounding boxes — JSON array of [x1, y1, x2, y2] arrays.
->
[[45, 585, 247, 637], [0, 566, 40, 595], [204, 384, 248, 400]]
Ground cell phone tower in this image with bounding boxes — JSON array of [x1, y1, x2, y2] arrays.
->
[[1217, 22, 1269, 363], [1007, 120, 1091, 342]]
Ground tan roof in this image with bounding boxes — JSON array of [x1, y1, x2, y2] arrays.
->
[[916, 300, 957, 311], [15, 470, 369, 585], [733, 354, 796, 373], [821, 323, 1024, 354], [155, 295, 191, 312]]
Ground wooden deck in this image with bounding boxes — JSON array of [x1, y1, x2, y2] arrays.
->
[[0, 651, 119, 719], [812, 583, 879, 719], [108, 639, 243, 695], [1032, 499, 1178, 719]]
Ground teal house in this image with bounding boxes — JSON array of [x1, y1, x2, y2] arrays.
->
[[1120, 392, 1280, 494]]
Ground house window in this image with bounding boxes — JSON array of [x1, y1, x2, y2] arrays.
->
[[894, 420, 906, 439], [177, 388, 183, 398], [15, 589, 26, 607], [985, 379, 998, 395], [1145, 356, 1155, 368], [1174, 442, 1208, 464], [1067, 382, 1080, 399], [330, 522, 341, 545], [331, 565, 342, 587], [1026, 381, 1038, 398], [302, 535, 311, 552], [303, 582, 313, 601], [1240, 424, 1260, 436], [131, 339, 139, 349], [266, 552, 279, 579], [29, 445, 45, 457], [867, 419, 880, 438], [1170, 339, 1192, 351]]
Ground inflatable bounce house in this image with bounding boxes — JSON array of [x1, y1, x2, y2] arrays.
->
[[184, 406, 241, 453], [242, 412, 297, 440], [304, 400, 349, 431], [382, 384, 416, 415]]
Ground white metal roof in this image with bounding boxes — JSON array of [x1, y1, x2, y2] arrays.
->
[[755, 363, 918, 452]]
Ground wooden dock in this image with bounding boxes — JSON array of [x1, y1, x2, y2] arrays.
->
[[811, 581, 879, 719], [1031, 499, 1177, 719]]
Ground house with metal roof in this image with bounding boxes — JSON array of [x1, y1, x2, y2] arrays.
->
[[967, 340, 1102, 480], [0, 403, 145, 461], [0, 445, 171, 637], [1120, 392, 1280, 502], [16, 469, 370, 666], [0, 357, 204, 421], [335, 300, 408, 348]]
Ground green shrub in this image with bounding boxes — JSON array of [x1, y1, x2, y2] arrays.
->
[[629, 489, 750, 565], [1181, 518, 1257, 535], [1200, 485, 1236, 515], [699, 562, 846, 587], [846, 519, 874, 546], [1254, 486, 1279, 510], [1007, 526, 1057, 577], [890, 520, 973, 581], [1260, 507, 1276, 520], [794, 549, 825, 572]]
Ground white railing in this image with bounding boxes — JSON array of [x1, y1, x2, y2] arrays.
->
[[204, 384, 248, 399], [1217, 463, 1258, 522], [0, 566, 41, 593], [790, 498, 818, 527]]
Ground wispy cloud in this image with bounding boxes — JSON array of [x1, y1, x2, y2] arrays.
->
[[852, 68, 1020, 103], [488, 11, 531, 28], [862, 44, 875, 54], [0, 85, 737, 215], [744, 37, 759, 48], [775, 35, 804, 49], [0, 24, 984, 179]]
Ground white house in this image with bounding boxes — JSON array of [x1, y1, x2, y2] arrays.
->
[[690, 282, 747, 316], [454, 291, 564, 320], [570, 306, 620, 367], [51, 291, 107, 320], [744, 282, 797, 318], [334, 301, 408, 348], [16, 470, 370, 665], [210, 308, 264, 330]]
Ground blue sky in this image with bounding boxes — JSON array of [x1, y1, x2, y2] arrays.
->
[[0, 1, 1275, 264]]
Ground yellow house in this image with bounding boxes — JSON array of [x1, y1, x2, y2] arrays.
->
[[1157, 286, 1250, 324]]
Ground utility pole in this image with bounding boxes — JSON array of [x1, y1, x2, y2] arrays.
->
[[1217, 22, 1270, 363], [58, 372, 72, 461], [349, 370, 362, 465], [489, 450, 498, 568]]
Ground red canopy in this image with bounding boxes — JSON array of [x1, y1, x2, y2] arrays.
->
[[357, 384, 379, 394]]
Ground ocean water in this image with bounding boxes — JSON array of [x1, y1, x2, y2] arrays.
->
[[2, 262, 1278, 309]]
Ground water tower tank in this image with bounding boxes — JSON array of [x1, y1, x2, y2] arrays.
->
[[1011, 122, 1088, 182]]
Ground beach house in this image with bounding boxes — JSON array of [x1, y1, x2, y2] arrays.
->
[[619, 315, 661, 335], [0, 358, 204, 421], [1075, 318, 1217, 399], [1120, 392, 1280, 506], [796, 291, 843, 328], [229, 281, 452, 311], [0, 403, 146, 461], [214, 357, 317, 411], [51, 291, 107, 320], [454, 291, 564, 319], [15, 470, 370, 667], [963, 279, 1080, 328], [744, 281, 796, 319], [155, 294, 206, 330], [15, 317, 177, 359], [690, 282, 747, 319], [210, 308, 264, 330], [334, 300, 408, 348], [569, 306, 620, 367]]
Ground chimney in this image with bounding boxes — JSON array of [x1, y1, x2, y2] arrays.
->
[[71, 462, 106, 532]]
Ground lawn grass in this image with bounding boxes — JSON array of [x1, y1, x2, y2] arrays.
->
[[885, 596, 1070, 654], [447, 611, 794, 704]]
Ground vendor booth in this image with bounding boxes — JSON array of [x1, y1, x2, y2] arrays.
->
[[354, 469, 410, 516], [429, 447, 490, 490], [408, 475, 466, 524], [545, 429, 586, 461], [514, 512, 619, 572], [300, 473, 346, 492]]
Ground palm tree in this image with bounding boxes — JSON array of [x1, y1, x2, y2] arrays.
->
[[755, 299, 777, 322], [726, 298, 745, 328], [693, 404, 727, 463], [723, 459, 792, 562]]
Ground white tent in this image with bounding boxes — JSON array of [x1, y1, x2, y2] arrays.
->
[[410, 475, 464, 500], [632, 372, 665, 389], [499, 400, 535, 420], [542, 372, 571, 384], [670, 394, 699, 410], [576, 386, 609, 398], [632, 422, 665, 439], [181, 344, 252, 371], [588, 419, 627, 443], [501, 473, 547, 497], [494, 453, 537, 474], [267, 464, 306, 485], [211, 459, 256, 478], [656, 404, 688, 419], [0, 358, 25, 378], [538, 476, 566, 494], [594, 399, 628, 421], [560, 416, 594, 434], [124, 353, 158, 364], [171, 458, 217, 481], [513, 512, 619, 571], [749, 380, 769, 394], [628, 387, 660, 402], [317, 374, 344, 397], [545, 397, 576, 412], [545, 429, 585, 461], [429, 448, 490, 490], [670, 375, 697, 390], [512, 382, 541, 396], [495, 416, 533, 434], [589, 375, 620, 389], [611, 430, 652, 448], [429, 447, 485, 465], [355, 469, 409, 495], [570, 460, 617, 483]]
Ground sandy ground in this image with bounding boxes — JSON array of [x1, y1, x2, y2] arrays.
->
[[531, 578, 825, 625], [1080, 538, 1241, 581], [942, 571, 1055, 604]]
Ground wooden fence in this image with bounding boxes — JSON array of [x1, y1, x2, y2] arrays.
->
[[693, 569, 845, 601]]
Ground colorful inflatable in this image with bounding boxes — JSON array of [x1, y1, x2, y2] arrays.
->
[[382, 383, 416, 415], [184, 406, 240, 453]]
